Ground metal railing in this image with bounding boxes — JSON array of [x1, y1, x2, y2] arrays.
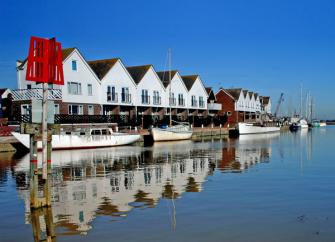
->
[[178, 98, 185, 107], [191, 100, 198, 107], [153, 96, 161, 105], [141, 95, 150, 104], [121, 93, 131, 104], [107, 92, 118, 103], [169, 98, 176, 106], [199, 101, 205, 108], [11, 88, 62, 101]]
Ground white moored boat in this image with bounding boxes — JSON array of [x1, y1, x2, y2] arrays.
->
[[150, 124, 193, 142], [237, 122, 280, 135], [12, 128, 141, 150], [299, 119, 309, 129]]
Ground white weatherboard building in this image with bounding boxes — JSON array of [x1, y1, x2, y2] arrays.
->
[[13, 47, 214, 126]]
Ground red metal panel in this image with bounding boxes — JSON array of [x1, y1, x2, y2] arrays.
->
[[25, 36, 64, 85]]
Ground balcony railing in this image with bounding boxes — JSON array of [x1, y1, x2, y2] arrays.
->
[[199, 101, 205, 108], [178, 99, 185, 107], [107, 92, 118, 103], [191, 100, 198, 107], [169, 98, 176, 106], [141, 95, 150, 105], [153, 96, 161, 105], [11, 88, 62, 101], [207, 102, 221, 110], [121, 93, 131, 104]]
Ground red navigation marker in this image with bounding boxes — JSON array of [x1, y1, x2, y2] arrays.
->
[[26, 36, 64, 85]]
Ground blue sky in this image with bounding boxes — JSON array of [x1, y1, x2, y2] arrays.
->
[[0, 0, 334, 118]]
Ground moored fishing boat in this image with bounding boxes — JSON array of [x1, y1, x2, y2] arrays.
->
[[236, 122, 280, 135], [11, 128, 141, 150]]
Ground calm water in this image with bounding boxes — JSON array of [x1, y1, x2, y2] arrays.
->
[[0, 127, 335, 242]]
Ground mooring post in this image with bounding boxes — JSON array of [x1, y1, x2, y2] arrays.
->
[[47, 137, 52, 172], [30, 134, 38, 208], [42, 83, 48, 180]]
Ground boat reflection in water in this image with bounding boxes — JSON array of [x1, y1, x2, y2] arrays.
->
[[13, 134, 278, 240], [219, 132, 279, 171]]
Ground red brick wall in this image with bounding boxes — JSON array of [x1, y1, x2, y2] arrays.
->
[[215, 90, 242, 127], [59, 102, 101, 115]]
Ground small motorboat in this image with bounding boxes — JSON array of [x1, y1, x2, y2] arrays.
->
[[289, 123, 300, 132]]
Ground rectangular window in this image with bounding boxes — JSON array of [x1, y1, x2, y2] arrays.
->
[[54, 104, 60, 115], [88, 105, 94, 115], [27, 84, 31, 89], [178, 94, 184, 106], [68, 104, 83, 115], [153, 90, 160, 105], [21, 104, 31, 115], [191, 95, 197, 107], [122, 87, 130, 103], [142, 89, 149, 104], [87, 84, 92, 96], [72, 60, 77, 71], [199, 96, 204, 108], [67, 82, 82, 95]]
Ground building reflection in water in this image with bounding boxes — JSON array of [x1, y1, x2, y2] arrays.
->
[[12, 134, 278, 238]]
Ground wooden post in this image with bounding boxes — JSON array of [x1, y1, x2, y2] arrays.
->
[[29, 134, 38, 208], [42, 82, 48, 180]]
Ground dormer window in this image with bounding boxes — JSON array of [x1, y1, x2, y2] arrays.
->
[[72, 60, 77, 71]]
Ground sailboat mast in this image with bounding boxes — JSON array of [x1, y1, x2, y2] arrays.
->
[[300, 83, 303, 118], [169, 48, 172, 126]]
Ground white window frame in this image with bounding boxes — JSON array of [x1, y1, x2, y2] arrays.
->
[[21, 104, 31, 115], [88, 105, 94, 115], [72, 60, 77, 71], [54, 104, 60, 115], [68, 104, 83, 115], [87, 84, 93, 96], [67, 82, 82, 95]]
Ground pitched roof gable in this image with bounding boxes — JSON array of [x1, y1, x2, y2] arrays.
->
[[262, 96, 270, 105], [126, 65, 152, 84], [249, 91, 254, 99], [243, 90, 249, 98], [156, 70, 177, 88], [225, 88, 243, 100], [181, 75, 198, 91], [88, 58, 119, 80]]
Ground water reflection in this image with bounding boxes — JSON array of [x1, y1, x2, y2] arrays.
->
[[11, 134, 278, 240]]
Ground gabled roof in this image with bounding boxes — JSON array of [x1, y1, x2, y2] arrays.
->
[[205, 87, 212, 95], [88, 58, 119, 80], [254, 93, 259, 99], [262, 96, 270, 105], [206, 87, 216, 101], [17, 47, 76, 70], [126, 65, 152, 84], [225, 88, 243, 100], [156, 70, 178, 88], [243, 90, 248, 98], [181, 75, 198, 91], [0, 89, 7, 96], [249, 91, 254, 99]]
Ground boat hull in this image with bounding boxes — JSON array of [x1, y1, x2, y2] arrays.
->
[[150, 128, 193, 141], [237, 123, 280, 135], [11, 132, 141, 150]]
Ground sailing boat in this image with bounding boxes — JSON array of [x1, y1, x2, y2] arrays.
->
[[150, 49, 193, 142]]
